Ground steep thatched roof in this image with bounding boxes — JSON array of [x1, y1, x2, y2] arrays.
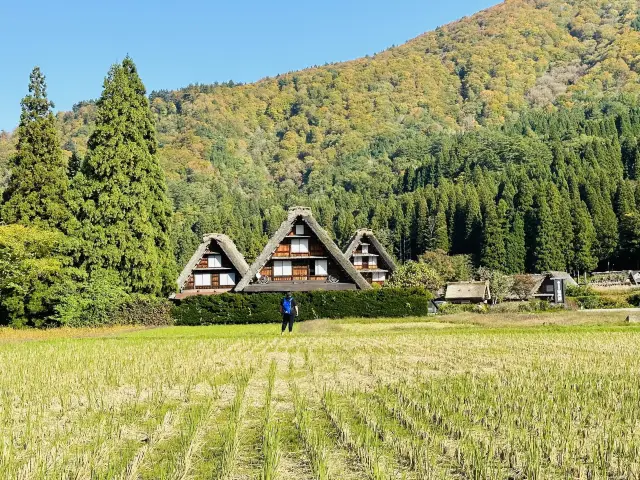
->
[[235, 207, 371, 291], [445, 281, 491, 301], [176, 233, 250, 292], [343, 229, 397, 273]]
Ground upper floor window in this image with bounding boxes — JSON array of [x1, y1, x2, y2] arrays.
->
[[291, 238, 309, 253], [208, 254, 222, 268], [295, 224, 305, 235]]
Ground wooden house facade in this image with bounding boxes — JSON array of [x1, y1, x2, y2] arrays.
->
[[344, 229, 397, 285], [174, 234, 250, 299], [236, 207, 371, 293]]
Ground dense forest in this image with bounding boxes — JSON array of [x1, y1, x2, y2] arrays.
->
[[1, 0, 640, 292]]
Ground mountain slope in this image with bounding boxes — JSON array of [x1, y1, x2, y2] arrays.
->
[[1, 0, 639, 270], [48, 0, 640, 184]]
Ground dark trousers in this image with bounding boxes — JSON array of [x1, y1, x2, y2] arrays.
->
[[281, 313, 294, 332]]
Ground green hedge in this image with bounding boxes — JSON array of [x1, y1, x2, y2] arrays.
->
[[627, 292, 640, 307], [171, 288, 433, 325]]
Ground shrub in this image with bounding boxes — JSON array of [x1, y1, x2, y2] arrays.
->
[[572, 295, 631, 310], [0, 225, 78, 327], [628, 292, 640, 307], [55, 270, 172, 327], [419, 250, 473, 282], [517, 300, 565, 313], [386, 262, 443, 291], [511, 275, 538, 300], [171, 288, 433, 325], [436, 303, 480, 315]]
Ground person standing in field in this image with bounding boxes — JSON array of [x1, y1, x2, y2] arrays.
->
[[280, 292, 298, 334]]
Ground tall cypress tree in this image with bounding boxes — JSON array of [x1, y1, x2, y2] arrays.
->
[[571, 198, 597, 273], [480, 201, 506, 270], [505, 212, 526, 274], [76, 57, 175, 295], [532, 191, 564, 272], [1, 67, 72, 231], [415, 196, 429, 255]]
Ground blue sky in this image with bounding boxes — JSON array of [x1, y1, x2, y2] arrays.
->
[[1, 0, 498, 131]]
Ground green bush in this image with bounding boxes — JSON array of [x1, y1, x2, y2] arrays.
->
[[628, 292, 640, 307], [572, 295, 631, 309], [55, 270, 173, 327], [434, 303, 481, 315], [517, 300, 565, 313], [171, 288, 433, 325]]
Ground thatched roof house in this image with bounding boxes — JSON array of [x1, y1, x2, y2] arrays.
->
[[546, 271, 578, 287], [343, 229, 397, 285], [236, 207, 371, 292], [445, 281, 491, 304], [174, 233, 250, 299]]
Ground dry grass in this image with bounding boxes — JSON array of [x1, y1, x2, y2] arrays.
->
[[1, 314, 640, 478]]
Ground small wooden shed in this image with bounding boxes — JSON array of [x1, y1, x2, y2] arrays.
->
[[444, 281, 491, 304]]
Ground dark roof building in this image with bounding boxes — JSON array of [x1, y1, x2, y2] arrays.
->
[[235, 207, 371, 292], [343, 229, 397, 285]]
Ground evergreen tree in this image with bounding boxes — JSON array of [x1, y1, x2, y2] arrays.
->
[[464, 186, 482, 262], [76, 57, 175, 295], [619, 212, 640, 269], [532, 191, 564, 272], [505, 212, 526, 274], [415, 196, 429, 254], [480, 201, 506, 270], [1, 67, 72, 231], [571, 199, 597, 273], [430, 208, 450, 252]]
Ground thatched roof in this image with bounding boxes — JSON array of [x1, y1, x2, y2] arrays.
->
[[235, 207, 371, 291], [546, 271, 578, 287], [445, 281, 491, 301], [343, 229, 397, 273], [176, 233, 250, 292]]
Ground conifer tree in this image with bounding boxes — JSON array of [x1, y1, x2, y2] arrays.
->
[[480, 201, 506, 270], [532, 191, 564, 272], [505, 212, 526, 274], [571, 199, 597, 273], [464, 187, 482, 261], [76, 57, 175, 295], [1, 67, 72, 231], [415, 197, 429, 254], [430, 208, 450, 252]]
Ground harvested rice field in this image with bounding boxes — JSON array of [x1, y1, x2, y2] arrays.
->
[[1, 313, 640, 479]]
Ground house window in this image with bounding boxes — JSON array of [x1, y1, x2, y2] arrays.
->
[[314, 260, 328, 276], [208, 255, 222, 268], [545, 284, 554, 293], [372, 272, 386, 282], [361, 245, 369, 254], [353, 256, 362, 266], [273, 260, 292, 276], [220, 273, 236, 286], [295, 224, 305, 235], [194, 273, 211, 287], [369, 256, 377, 266], [291, 238, 309, 253]]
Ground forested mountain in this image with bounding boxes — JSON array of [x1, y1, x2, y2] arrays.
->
[[1, 0, 640, 272]]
